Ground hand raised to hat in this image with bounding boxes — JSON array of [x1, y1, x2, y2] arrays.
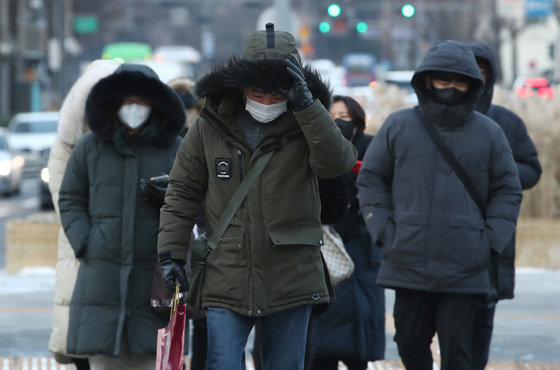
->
[[284, 54, 314, 111]]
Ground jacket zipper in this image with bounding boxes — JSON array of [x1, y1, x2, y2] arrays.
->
[[238, 149, 245, 209]]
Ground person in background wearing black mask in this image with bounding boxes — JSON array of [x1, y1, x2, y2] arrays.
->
[[357, 40, 522, 369], [306, 95, 385, 369], [466, 41, 542, 370]]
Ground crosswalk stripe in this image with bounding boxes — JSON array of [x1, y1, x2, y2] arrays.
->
[[1, 356, 559, 369]]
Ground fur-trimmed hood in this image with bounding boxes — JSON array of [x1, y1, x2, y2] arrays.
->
[[195, 24, 331, 110], [195, 56, 332, 110], [85, 63, 185, 147], [57, 60, 121, 146]]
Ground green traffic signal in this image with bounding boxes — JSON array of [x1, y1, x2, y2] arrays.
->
[[401, 4, 415, 17], [327, 3, 341, 17], [319, 21, 331, 33], [356, 22, 368, 33]]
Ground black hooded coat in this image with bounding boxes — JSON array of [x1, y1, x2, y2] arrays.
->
[[467, 42, 542, 300], [357, 41, 523, 294], [58, 64, 185, 355]]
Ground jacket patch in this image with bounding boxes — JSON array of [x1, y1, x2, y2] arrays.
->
[[215, 158, 233, 180]]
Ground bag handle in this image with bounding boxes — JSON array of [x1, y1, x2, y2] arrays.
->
[[415, 107, 486, 217], [207, 151, 274, 250], [169, 285, 181, 320]]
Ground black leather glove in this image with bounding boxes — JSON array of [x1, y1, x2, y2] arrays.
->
[[160, 258, 189, 293], [284, 55, 314, 111], [139, 178, 166, 207]]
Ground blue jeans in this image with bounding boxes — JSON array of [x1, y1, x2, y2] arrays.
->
[[206, 305, 312, 370]]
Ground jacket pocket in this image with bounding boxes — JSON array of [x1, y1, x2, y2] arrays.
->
[[267, 226, 327, 302], [385, 211, 428, 266], [205, 228, 247, 301], [267, 226, 323, 247], [444, 214, 488, 272]]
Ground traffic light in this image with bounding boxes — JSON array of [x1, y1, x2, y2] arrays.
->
[[356, 22, 368, 33], [401, 4, 415, 18], [327, 3, 342, 17], [319, 22, 331, 33]]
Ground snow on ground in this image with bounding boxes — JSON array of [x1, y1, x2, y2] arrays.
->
[[0, 266, 558, 295], [0, 267, 56, 295]]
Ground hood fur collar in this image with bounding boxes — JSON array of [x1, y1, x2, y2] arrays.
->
[[195, 56, 332, 110], [85, 64, 185, 147], [57, 60, 121, 146]]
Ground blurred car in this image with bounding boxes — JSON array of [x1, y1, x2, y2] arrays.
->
[[5, 111, 59, 175], [102, 42, 153, 62], [342, 52, 377, 87], [39, 164, 53, 210], [381, 70, 414, 91], [514, 76, 555, 99], [0, 128, 25, 196], [307, 59, 346, 90], [129, 60, 189, 84], [154, 45, 202, 79], [381, 70, 417, 105]]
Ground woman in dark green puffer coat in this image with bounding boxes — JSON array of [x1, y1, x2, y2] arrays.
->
[[58, 63, 185, 369]]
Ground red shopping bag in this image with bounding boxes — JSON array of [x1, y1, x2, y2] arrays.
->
[[156, 286, 187, 370]]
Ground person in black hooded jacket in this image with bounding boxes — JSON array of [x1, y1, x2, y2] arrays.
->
[[466, 41, 542, 370], [357, 40, 522, 369]]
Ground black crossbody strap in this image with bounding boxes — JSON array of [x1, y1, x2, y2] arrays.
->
[[415, 107, 486, 217], [207, 150, 274, 250]]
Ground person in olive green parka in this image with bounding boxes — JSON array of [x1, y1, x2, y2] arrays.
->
[[58, 63, 185, 370], [157, 23, 357, 370]]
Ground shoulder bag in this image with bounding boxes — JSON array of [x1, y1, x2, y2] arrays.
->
[[321, 225, 355, 286], [416, 107, 499, 303], [416, 107, 486, 216]]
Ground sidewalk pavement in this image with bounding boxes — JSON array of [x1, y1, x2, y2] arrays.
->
[[0, 267, 559, 369]]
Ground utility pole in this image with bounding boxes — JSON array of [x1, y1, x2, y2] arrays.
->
[[0, 0, 12, 118], [415, 0, 427, 67], [200, 0, 214, 66]]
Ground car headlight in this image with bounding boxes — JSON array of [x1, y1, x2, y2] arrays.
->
[[40, 167, 50, 183], [0, 159, 12, 176], [12, 155, 24, 169]]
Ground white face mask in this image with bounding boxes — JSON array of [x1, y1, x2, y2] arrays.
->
[[245, 98, 287, 123], [118, 103, 152, 129]]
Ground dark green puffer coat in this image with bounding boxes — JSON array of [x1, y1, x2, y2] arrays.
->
[[58, 64, 185, 356], [157, 28, 357, 317]]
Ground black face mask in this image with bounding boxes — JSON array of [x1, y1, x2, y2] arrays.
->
[[431, 87, 469, 106], [334, 118, 356, 140]]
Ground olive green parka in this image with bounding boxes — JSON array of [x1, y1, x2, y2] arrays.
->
[[157, 29, 357, 317]]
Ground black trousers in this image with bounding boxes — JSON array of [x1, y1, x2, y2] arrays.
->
[[471, 303, 496, 370], [393, 288, 481, 370]]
